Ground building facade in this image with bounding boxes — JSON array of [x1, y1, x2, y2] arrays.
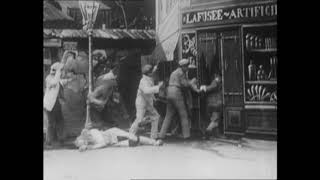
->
[[154, 0, 277, 138]]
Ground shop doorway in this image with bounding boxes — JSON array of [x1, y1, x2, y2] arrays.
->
[[197, 27, 243, 136]]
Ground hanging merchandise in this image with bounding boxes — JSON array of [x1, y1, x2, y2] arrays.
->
[[247, 85, 270, 101]]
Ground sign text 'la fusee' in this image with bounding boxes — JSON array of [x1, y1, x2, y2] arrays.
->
[[182, 2, 277, 26]]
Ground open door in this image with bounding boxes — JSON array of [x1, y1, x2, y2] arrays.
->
[[220, 29, 245, 136], [197, 31, 220, 134]]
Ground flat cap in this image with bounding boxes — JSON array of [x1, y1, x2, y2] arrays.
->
[[142, 64, 153, 74]]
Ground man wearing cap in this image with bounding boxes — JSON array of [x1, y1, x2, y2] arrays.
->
[[96, 62, 119, 82], [129, 64, 163, 139], [200, 72, 223, 139], [87, 63, 120, 129], [43, 62, 73, 147], [158, 59, 200, 140]]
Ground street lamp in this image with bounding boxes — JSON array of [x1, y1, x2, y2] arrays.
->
[[79, 1, 100, 129]]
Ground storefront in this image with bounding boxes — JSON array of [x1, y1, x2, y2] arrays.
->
[[44, 28, 156, 137], [180, 0, 277, 138]]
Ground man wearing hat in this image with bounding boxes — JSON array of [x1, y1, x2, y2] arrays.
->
[[158, 59, 200, 140], [44, 62, 73, 147], [87, 63, 120, 129], [200, 72, 223, 139], [129, 64, 163, 139]]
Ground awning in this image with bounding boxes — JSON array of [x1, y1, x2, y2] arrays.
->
[[43, 29, 155, 40], [57, 0, 110, 10], [43, 1, 74, 22], [43, 38, 62, 47], [151, 31, 179, 62], [151, 2, 180, 63]]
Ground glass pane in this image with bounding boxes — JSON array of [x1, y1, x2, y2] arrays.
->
[[243, 25, 277, 104]]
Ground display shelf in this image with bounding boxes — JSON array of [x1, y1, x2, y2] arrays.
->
[[245, 101, 277, 105], [246, 48, 277, 53], [246, 80, 277, 85], [245, 104, 277, 110]]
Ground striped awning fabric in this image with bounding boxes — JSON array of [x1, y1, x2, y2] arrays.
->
[[43, 29, 155, 40], [43, 1, 74, 22], [57, 0, 111, 10]]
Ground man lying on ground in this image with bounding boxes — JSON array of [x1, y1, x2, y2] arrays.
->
[[74, 127, 164, 152]]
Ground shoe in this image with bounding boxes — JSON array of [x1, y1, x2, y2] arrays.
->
[[182, 137, 192, 143], [203, 130, 211, 140], [128, 136, 140, 147], [155, 139, 164, 146], [216, 134, 227, 139]]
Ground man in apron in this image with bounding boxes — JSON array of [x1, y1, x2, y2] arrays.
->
[[129, 64, 163, 139], [43, 62, 73, 147], [158, 59, 200, 141]]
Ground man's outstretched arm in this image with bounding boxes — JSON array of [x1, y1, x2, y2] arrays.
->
[[87, 86, 108, 107]]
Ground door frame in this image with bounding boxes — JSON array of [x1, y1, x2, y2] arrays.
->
[[195, 25, 243, 134]]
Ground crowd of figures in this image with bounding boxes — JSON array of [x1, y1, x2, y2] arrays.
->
[[43, 51, 223, 151]]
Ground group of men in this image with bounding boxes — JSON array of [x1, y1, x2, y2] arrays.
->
[[129, 58, 223, 143], [43, 51, 223, 151]]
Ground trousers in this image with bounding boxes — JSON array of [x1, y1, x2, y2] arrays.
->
[[159, 87, 190, 139], [45, 100, 64, 144], [130, 100, 160, 139]]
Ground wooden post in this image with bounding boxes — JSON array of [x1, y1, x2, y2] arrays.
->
[[85, 32, 93, 129]]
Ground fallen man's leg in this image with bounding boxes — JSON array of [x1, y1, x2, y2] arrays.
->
[[107, 127, 163, 147]]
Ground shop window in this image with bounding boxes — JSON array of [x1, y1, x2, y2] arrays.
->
[[243, 24, 277, 105], [94, 10, 109, 29], [50, 48, 58, 62], [43, 48, 51, 60], [75, 9, 82, 25]]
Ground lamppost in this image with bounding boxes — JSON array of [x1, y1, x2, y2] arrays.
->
[[79, 1, 100, 129]]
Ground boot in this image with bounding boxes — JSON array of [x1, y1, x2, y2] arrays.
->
[[203, 130, 211, 140]]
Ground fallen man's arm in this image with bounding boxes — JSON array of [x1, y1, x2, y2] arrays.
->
[[86, 142, 107, 150]]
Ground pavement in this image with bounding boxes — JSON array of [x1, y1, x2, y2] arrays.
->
[[43, 137, 277, 180]]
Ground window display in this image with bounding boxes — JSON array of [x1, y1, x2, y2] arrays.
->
[[243, 24, 277, 105]]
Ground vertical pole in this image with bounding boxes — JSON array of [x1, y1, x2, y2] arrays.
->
[[85, 33, 93, 129]]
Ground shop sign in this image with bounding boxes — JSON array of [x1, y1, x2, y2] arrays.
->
[[43, 39, 61, 47], [63, 42, 78, 50], [182, 2, 277, 26]]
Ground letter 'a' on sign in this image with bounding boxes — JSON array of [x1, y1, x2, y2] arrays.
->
[[79, 1, 100, 29]]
